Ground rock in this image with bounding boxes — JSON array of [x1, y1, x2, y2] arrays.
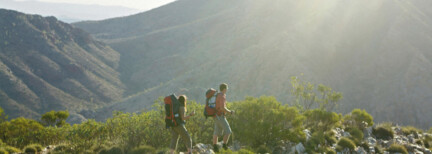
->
[[414, 149, 424, 154], [394, 127, 403, 135], [290, 143, 305, 154], [369, 146, 375, 153], [343, 132, 351, 137], [368, 137, 377, 145], [364, 127, 373, 138], [424, 148, 432, 154], [303, 129, 311, 141], [194, 143, 215, 154], [356, 147, 367, 154], [408, 134, 415, 144]]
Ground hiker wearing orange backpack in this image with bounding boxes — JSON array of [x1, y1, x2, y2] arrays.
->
[[213, 83, 235, 152]]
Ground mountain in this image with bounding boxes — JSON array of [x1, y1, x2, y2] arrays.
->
[[1, 0, 141, 22], [0, 9, 125, 122], [74, 0, 432, 128]]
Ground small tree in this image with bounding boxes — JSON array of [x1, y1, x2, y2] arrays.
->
[[290, 76, 342, 112], [0, 107, 7, 123], [41, 110, 69, 127]]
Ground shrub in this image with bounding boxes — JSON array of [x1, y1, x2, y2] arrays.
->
[[373, 126, 394, 140], [4, 146, 21, 153], [374, 146, 383, 154], [360, 142, 370, 152], [53, 144, 69, 152], [343, 109, 374, 128], [337, 138, 356, 151], [256, 145, 270, 154], [26, 143, 43, 152], [128, 145, 155, 154], [402, 126, 423, 136], [91, 144, 108, 153], [346, 127, 364, 145], [387, 144, 408, 154], [99, 146, 123, 154], [23, 146, 37, 153], [326, 148, 336, 154], [237, 149, 255, 154], [0, 148, 8, 154]]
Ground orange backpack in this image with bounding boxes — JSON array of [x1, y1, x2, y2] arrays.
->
[[204, 88, 217, 118]]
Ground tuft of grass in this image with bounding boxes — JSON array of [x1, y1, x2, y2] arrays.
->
[[237, 149, 255, 154], [373, 126, 394, 140], [3, 146, 21, 154], [26, 143, 43, 152], [23, 146, 37, 153], [98, 146, 123, 154], [402, 126, 423, 136], [337, 137, 356, 151], [128, 145, 155, 154], [387, 144, 408, 154]]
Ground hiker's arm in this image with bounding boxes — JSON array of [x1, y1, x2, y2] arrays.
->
[[181, 107, 195, 121], [222, 106, 233, 114]]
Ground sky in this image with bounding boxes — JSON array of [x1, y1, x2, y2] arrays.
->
[[1, 0, 177, 22]]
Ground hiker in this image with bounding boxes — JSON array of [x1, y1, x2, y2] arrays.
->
[[213, 83, 235, 152], [170, 95, 195, 154]]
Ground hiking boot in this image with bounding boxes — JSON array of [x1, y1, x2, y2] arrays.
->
[[213, 144, 219, 152], [223, 143, 228, 150]]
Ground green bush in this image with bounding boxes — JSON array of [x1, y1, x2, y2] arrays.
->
[[373, 126, 394, 140], [23, 146, 37, 153], [230, 96, 305, 147], [402, 126, 423, 136], [346, 127, 364, 145], [26, 143, 43, 152], [237, 149, 255, 154], [128, 145, 155, 154], [98, 146, 123, 154], [0, 148, 8, 154], [256, 145, 270, 154], [343, 109, 374, 128], [4, 146, 21, 153], [337, 138, 356, 151], [387, 144, 408, 154], [53, 144, 69, 152], [374, 146, 383, 154], [326, 148, 336, 154]]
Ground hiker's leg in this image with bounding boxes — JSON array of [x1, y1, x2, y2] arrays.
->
[[221, 116, 232, 144], [170, 127, 180, 154], [213, 117, 223, 144], [177, 125, 192, 153], [213, 135, 218, 144]]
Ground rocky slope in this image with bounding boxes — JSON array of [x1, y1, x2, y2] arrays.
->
[[0, 9, 125, 121]]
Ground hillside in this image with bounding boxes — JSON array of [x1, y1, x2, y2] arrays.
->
[[74, 0, 432, 128], [0, 9, 125, 122]]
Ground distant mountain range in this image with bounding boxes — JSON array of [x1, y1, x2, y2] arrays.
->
[[74, 0, 432, 129], [0, 9, 124, 123], [1, 0, 141, 22]]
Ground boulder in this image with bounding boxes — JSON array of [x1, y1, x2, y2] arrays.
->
[[194, 143, 215, 154]]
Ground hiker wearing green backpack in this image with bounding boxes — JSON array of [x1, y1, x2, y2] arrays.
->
[[168, 95, 195, 154], [213, 83, 235, 152]]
